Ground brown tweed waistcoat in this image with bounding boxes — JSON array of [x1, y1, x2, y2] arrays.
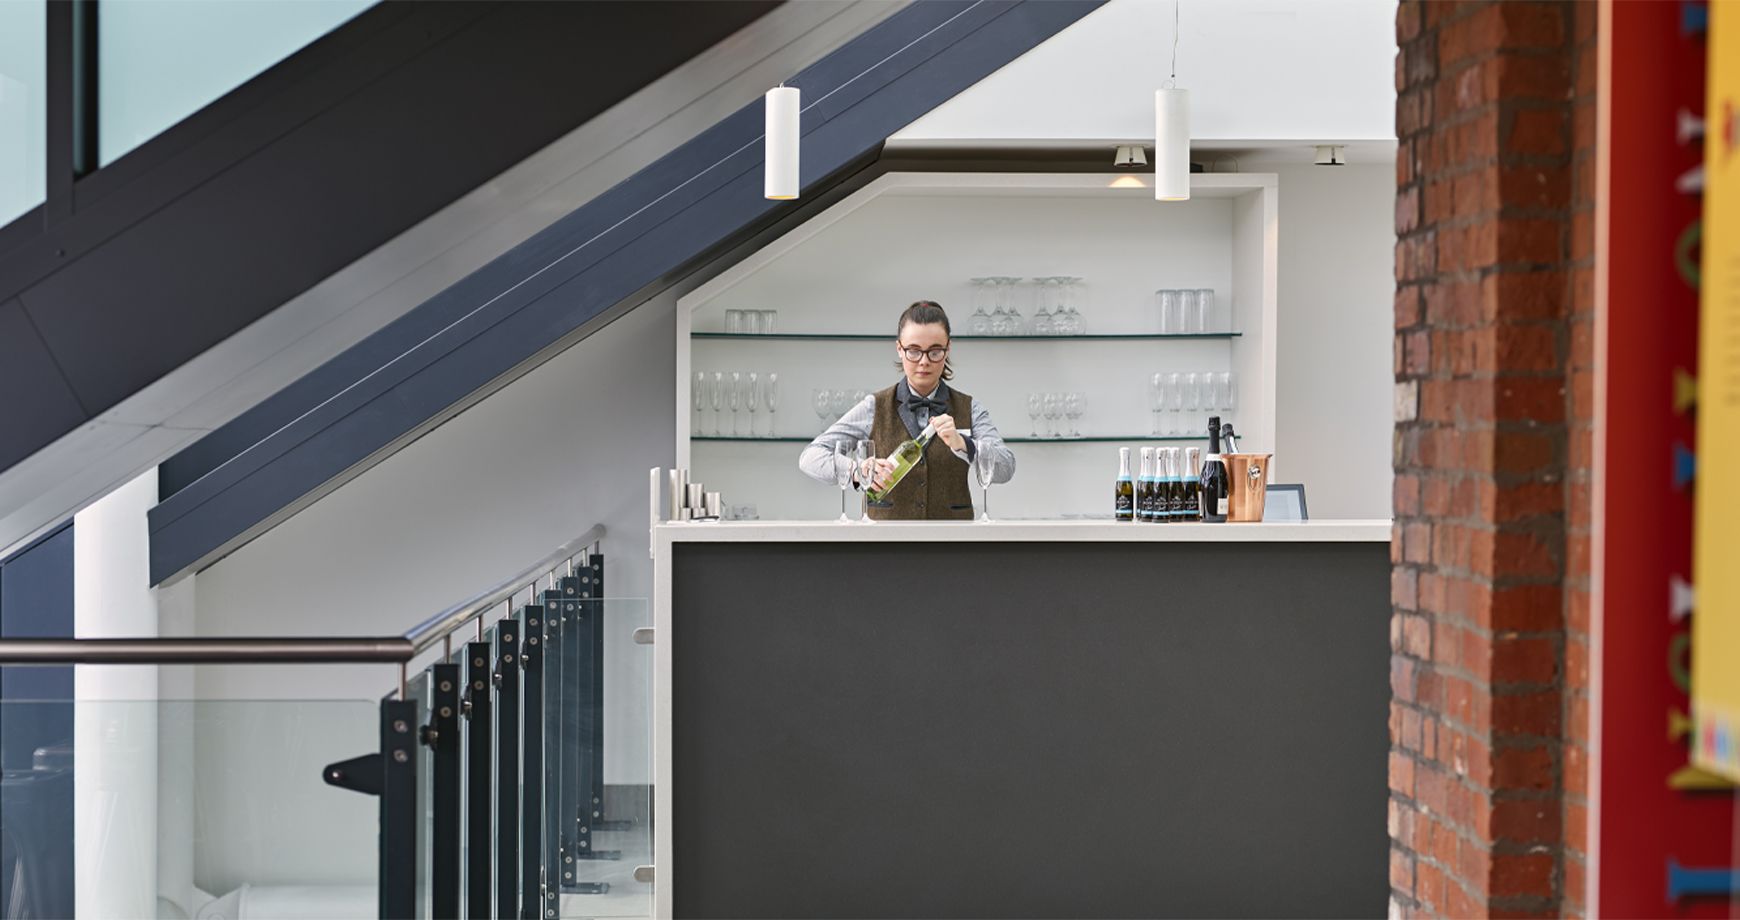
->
[[866, 384, 975, 521]]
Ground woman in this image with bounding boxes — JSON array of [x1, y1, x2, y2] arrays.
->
[[800, 300, 1016, 520]]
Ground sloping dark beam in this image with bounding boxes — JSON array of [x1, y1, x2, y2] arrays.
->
[[1, 1, 779, 471], [148, 0, 1104, 585]]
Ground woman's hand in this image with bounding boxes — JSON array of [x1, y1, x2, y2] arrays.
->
[[931, 413, 967, 452], [859, 457, 897, 491]]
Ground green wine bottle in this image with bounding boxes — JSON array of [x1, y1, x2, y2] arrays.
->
[[865, 422, 937, 502]]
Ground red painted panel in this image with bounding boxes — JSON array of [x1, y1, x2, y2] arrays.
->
[[1599, 1, 1737, 915]]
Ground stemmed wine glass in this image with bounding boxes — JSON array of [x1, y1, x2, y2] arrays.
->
[[728, 372, 743, 436], [763, 373, 779, 437], [1027, 393, 1043, 438], [710, 372, 725, 436], [1149, 373, 1164, 436], [1065, 392, 1083, 437], [1182, 373, 1200, 438], [813, 388, 832, 432], [968, 278, 993, 335], [974, 438, 997, 522], [1043, 392, 1062, 438], [744, 372, 759, 438], [690, 370, 702, 432], [1031, 278, 1054, 335], [856, 439, 876, 523], [1001, 277, 1024, 335], [834, 441, 853, 523], [1165, 372, 1183, 436]]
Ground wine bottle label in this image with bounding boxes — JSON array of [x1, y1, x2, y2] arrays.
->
[[1217, 496, 1229, 515]]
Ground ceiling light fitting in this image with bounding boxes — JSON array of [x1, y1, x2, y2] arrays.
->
[[1114, 145, 1148, 168], [764, 85, 800, 200], [1314, 144, 1346, 167], [1154, 2, 1190, 201]]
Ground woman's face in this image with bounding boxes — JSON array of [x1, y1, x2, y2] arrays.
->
[[897, 321, 950, 392]]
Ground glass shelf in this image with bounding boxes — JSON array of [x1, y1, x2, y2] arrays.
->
[[692, 435, 1205, 444], [692, 332, 1240, 342]]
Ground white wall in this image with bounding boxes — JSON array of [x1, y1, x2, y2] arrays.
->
[[1272, 163, 1394, 520], [73, 471, 160, 920], [188, 291, 677, 885], [893, 0, 1396, 145]]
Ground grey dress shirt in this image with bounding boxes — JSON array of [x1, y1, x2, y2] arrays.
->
[[799, 382, 1017, 487]]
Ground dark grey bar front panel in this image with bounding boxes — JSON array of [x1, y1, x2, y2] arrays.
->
[[672, 540, 1389, 919]]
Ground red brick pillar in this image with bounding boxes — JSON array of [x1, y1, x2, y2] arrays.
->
[[1390, 2, 1596, 917]]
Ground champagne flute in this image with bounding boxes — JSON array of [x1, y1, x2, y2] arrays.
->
[[744, 372, 759, 438], [728, 371, 743, 436], [1027, 392, 1042, 438], [710, 372, 725, 436], [1149, 373, 1164, 436], [763, 373, 779, 437], [1182, 373, 1200, 438], [973, 436, 997, 522], [692, 371, 705, 436], [856, 439, 876, 523], [1065, 392, 1083, 437], [834, 441, 853, 523], [1165, 372, 1183, 436]]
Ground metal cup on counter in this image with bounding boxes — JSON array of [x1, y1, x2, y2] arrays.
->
[[652, 467, 726, 523]]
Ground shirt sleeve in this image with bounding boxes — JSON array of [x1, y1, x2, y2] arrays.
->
[[960, 398, 1016, 484], [798, 395, 876, 486]]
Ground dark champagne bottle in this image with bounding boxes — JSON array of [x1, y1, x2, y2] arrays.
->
[[1200, 417, 1229, 523], [1183, 447, 1203, 522], [1158, 448, 1177, 522], [1115, 447, 1134, 521]]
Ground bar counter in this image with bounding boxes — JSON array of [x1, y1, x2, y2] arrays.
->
[[652, 519, 1392, 919]]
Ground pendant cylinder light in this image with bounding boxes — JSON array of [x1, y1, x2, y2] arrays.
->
[[1154, 88, 1190, 201], [764, 86, 800, 200]]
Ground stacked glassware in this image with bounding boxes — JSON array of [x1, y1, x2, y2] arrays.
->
[[1153, 289, 1217, 334]]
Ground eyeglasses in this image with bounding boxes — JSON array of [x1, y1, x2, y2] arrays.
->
[[899, 344, 950, 363]]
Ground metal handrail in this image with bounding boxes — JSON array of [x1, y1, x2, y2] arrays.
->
[[0, 524, 604, 694], [402, 523, 604, 653]]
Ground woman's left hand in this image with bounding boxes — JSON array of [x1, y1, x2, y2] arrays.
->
[[931, 413, 967, 452]]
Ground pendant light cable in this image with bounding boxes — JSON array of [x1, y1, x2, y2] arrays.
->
[[1165, 1, 1179, 89]]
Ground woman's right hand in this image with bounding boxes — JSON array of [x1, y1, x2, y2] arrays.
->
[[859, 457, 896, 490]]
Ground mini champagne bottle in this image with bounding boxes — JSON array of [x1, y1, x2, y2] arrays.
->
[[1114, 447, 1135, 522]]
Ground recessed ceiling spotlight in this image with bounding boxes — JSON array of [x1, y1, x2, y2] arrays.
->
[[1314, 144, 1346, 167], [1114, 145, 1148, 168]]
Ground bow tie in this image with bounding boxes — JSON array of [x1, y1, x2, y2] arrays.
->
[[905, 394, 946, 417]]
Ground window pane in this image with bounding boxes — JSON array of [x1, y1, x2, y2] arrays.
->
[[0, 0, 46, 228], [99, 0, 373, 166]]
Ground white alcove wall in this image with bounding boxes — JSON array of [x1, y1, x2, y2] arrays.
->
[[676, 172, 1277, 521]]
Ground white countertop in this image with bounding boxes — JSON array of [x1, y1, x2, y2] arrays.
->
[[655, 519, 1391, 544]]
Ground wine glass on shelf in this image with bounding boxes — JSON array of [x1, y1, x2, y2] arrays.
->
[[1165, 372, 1183, 435], [813, 388, 833, 433], [968, 278, 993, 335], [744, 372, 759, 438], [727, 372, 743, 436], [856, 439, 876, 523], [710, 372, 725, 436], [1030, 278, 1054, 336], [1196, 289, 1214, 333], [1156, 290, 1176, 334], [1043, 392, 1062, 438], [973, 438, 997, 522], [989, 284, 1012, 336], [1068, 277, 1086, 334], [1056, 277, 1082, 335], [1149, 373, 1164, 436], [692, 371, 706, 436], [834, 441, 854, 524], [1002, 277, 1024, 335], [725, 310, 743, 335], [1178, 290, 1201, 334], [1182, 373, 1201, 438], [1065, 392, 1083, 437], [761, 310, 778, 335], [763, 373, 779, 437], [1027, 392, 1042, 438], [1220, 371, 1238, 418]]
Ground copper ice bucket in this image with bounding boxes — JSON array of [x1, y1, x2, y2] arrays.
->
[[1221, 453, 1273, 523]]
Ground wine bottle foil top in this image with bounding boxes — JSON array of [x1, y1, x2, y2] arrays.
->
[[1186, 447, 1202, 477]]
